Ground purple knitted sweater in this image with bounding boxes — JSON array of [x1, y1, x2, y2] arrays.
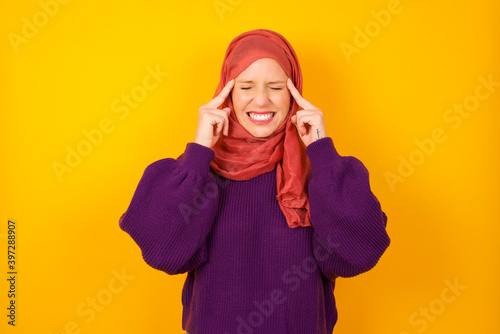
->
[[119, 137, 390, 334]]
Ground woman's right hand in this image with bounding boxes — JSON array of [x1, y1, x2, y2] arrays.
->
[[194, 79, 235, 148]]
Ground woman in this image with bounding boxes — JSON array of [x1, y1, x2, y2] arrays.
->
[[119, 29, 390, 334]]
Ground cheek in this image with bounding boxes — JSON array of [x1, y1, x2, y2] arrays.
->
[[277, 93, 291, 112], [232, 92, 248, 110]]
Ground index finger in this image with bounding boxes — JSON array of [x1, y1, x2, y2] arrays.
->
[[205, 79, 235, 109], [287, 78, 316, 110]]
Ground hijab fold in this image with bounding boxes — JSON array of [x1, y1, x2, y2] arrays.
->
[[210, 29, 313, 229]]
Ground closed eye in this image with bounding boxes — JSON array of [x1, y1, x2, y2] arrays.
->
[[240, 87, 283, 90]]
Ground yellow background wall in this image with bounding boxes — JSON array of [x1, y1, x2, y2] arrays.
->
[[1, 0, 498, 333]]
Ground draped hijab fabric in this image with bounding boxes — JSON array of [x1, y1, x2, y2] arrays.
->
[[210, 29, 313, 228]]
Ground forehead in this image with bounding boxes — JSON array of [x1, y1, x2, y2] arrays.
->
[[235, 58, 287, 81], [236, 79, 287, 84]]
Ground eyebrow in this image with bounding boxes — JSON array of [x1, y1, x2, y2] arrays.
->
[[236, 80, 286, 84]]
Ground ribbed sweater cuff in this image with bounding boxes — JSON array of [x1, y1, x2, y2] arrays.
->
[[305, 137, 342, 170], [180, 142, 215, 173]]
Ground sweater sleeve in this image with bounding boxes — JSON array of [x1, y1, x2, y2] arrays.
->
[[306, 137, 391, 279], [118, 142, 220, 275]]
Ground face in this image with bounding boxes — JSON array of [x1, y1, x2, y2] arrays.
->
[[231, 58, 291, 137]]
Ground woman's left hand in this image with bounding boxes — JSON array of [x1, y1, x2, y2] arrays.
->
[[287, 78, 328, 147]]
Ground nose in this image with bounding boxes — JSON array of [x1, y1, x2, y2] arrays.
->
[[254, 88, 270, 106]]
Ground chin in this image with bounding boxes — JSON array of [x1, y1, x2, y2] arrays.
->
[[247, 127, 274, 138]]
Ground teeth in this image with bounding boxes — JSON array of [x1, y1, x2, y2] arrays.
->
[[249, 112, 274, 121]]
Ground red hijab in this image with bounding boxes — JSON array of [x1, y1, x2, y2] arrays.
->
[[210, 29, 312, 229]]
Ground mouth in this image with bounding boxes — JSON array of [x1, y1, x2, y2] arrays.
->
[[246, 111, 276, 124]]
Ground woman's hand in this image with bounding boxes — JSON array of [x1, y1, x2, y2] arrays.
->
[[287, 78, 328, 147], [194, 79, 235, 148]]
